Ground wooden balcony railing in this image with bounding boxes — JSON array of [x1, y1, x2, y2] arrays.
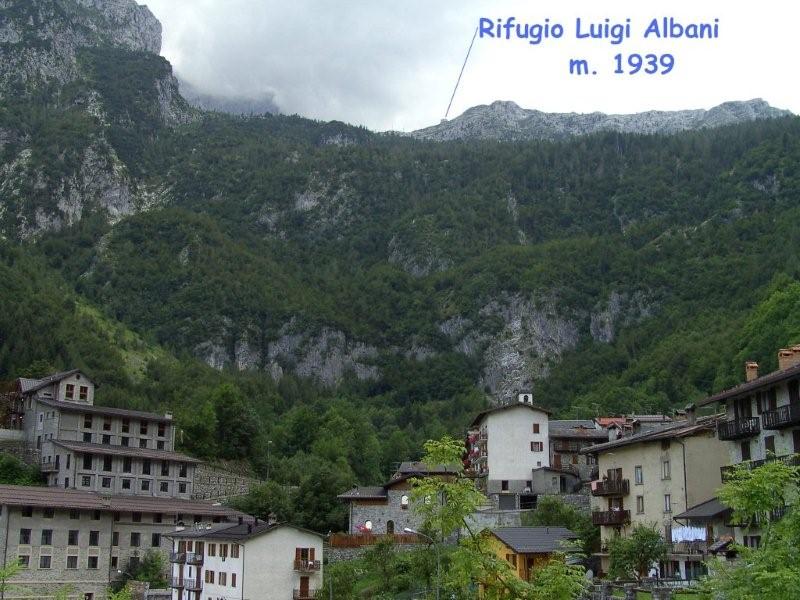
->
[[717, 417, 760, 441], [183, 579, 201, 592], [329, 533, 421, 548], [293, 590, 318, 600], [553, 441, 584, 453], [591, 479, 630, 496], [40, 462, 58, 473], [185, 552, 203, 565], [762, 403, 800, 429], [721, 453, 800, 481], [294, 559, 321, 572], [592, 509, 631, 526], [169, 552, 186, 564], [170, 578, 185, 589]]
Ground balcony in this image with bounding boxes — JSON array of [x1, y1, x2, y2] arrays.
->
[[170, 577, 184, 589], [184, 579, 201, 592], [553, 440, 584, 453], [717, 417, 760, 441], [721, 454, 800, 481], [762, 403, 800, 429], [293, 590, 318, 600], [592, 509, 630, 526], [40, 462, 58, 473], [591, 479, 630, 497], [294, 559, 321, 572], [169, 552, 186, 564], [186, 552, 203, 566]]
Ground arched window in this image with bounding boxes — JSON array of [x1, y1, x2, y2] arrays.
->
[[386, 520, 395, 534], [400, 495, 409, 509], [364, 520, 373, 531]]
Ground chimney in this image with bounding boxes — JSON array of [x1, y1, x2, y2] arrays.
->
[[238, 516, 243, 525], [745, 362, 759, 382], [685, 404, 697, 425], [779, 349, 795, 371], [247, 524, 253, 534]]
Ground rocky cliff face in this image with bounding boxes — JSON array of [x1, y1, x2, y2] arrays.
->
[[412, 99, 793, 142]]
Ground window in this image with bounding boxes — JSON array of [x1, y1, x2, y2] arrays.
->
[[208, 543, 216, 557], [501, 480, 509, 491], [741, 440, 751, 461], [151, 533, 161, 547], [121, 437, 129, 447], [123, 457, 132, 473], [22, 506, 33, 517], [153, 513, 163, 524], [82, 475, 91, 487], [140, 422, 148, 435], [65, 384, 75, 400], [19, 529, 31, 544], [141, 480, 150, 492], [69, 509, 79, 520], [41, 529, 53, 545], [400, 495, 409, 509], [765, 435, 776, 456], [220, 544, 228, 558], [532, 423, 540, 434], [18, 555, 30, 568], [89, 531, 99, 546], [66, 455, 70, 469], [112, 532, 119, 546], [636, 496, 645, 514], [160, 481, 169, 493], [111, 556, 118, 568], [82, 454, 93, 470], [103, 456, 113, 472], [158, 423, 166, 437], [92, 510, 100, 521], [530, 441, 543, 452], [132, 512, 142, 523], [79, 386, 88, 401], [179, 483, 187, 494], [179, 463, 188, 478], [87, 556, 98, 569], [113, 512, 120, 522], [43, 507, 54, 519], [102, 435, 111, 445], [66, 555, 78, 569], [103, 419, 112, 431], [122, 419, 130, 433], [82, 432, 92, 443], [68, 530, 79, 545], [161, 461, 170, 476], [39, 555, 51, 569], [102, 477, 111, 489], [157, 440, 165, 450], [143, 459, 151, 475], [122, 479, 131, 490], [664, 494, 672, 513], [231, 573, 237, 587], [219, 572, 227, 586], [130, 533, 141, 547], [84, 415, 92, 429], [230, 544, 239, 558], [634, 465, 643, 485], [205, 570, 215, 584], [662, 460, 671, 480], [139, 438, 148, 449]]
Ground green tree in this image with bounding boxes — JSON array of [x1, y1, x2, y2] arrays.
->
[[522, 496, 599, 555], [230, 480, 295, 523], [608, 524, 667, 580]]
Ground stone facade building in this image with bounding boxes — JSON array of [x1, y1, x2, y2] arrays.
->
[[548, 419, 606, 482], [14, 370, 199, 498], [168, 522, 323, 600], [0, 484, 243, 599]]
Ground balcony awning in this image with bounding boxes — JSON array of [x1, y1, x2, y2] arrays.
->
[[673, 497, 731, 521]]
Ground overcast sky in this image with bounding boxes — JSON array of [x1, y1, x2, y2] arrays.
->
[[145, 0, 799, 132]]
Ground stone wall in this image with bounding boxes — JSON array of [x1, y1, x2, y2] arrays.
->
[[350, 489, 421, 535], [0, 432, 39, 466], [191, 463, 262, 501], [325, 542, 422, 564]]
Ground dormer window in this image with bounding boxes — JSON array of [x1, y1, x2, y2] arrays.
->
[[79, 386, 88, 401], [65, 384, 75, 400]]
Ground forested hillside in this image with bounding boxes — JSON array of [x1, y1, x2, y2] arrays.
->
[[2, 0, 800, 531]]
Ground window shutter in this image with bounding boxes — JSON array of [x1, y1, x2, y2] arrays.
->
[[309, 547, 315, 561], [295, 547, 302, 560]]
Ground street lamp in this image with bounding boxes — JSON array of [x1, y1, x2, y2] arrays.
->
[[405, 528, 439, 600]]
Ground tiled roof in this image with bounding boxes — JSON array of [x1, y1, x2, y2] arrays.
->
[[470, 402, 552, 428], [337, 486, 387, 500], [19, 370, 81, 394], [579, 415, 722, 454], [53, 440, 202, 464], [396, 461, 457, 474], [0, 484, 245, 517], [38, 398, 173, 423], [549, 420, 608, 440], [490, 527, 577, 554], [169, 522, 323, 541], [697, 362, 800, 407]]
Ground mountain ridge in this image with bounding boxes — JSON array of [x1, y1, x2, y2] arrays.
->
[[411, 99, 793, 141]]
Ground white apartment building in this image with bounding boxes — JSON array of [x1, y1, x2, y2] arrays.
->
[[696, 348, 800, 546], [466, 394, 551, 510], [169, 521, 323, 600]]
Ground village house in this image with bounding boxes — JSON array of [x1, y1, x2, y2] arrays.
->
[[581, 413, 729, 580], [695, 348, 800, 547], [548, 419, 606, 481], [465, 394, 551, 510], [168, 521, 323, 600], [486, 526, 578, 582], [337, 461, 456, 535], [10, 370, 199, 498], [0, 484, 244, 599]]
